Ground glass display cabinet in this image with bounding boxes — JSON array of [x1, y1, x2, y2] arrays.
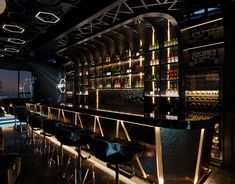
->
[[181, 12, 224, 165]]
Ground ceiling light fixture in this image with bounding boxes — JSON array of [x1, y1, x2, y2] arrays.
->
[[2, 24, 25, 33], [0, 0, 6, 15], [7, 38, 26, 44], [4, 47, 19, 53], [0, 54, 4, 57], [35, 11, 60, 23]]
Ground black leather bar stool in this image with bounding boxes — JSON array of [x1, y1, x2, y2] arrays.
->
[[55, 123, 94, 184], [0, 152, 21, 184], [28, 114, 44, 152], [15, 109, 31, 138], [90, 136, 145, 184], [42, 119, 62, 165]]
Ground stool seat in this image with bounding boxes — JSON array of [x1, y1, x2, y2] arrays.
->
[[90, 136, 144, 164], [43, 119, 62, 136], [28, 114, 43, 129], [17, 109, 31, 123], [55, 124, 93, 147]]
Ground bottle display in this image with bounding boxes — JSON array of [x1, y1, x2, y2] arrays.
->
[[144, 20, 180, 116], [181, 16, 224, 165]]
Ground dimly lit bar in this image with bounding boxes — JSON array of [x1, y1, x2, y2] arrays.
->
[[0, 0, 234, 184]]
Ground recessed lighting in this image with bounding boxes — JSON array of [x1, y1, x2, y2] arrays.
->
[[4, 47, 19, 53], [2, 24, 25, 33], [7, 38, 26, 44], [0, 54, 4, 57], [35, 11, 60, 23]]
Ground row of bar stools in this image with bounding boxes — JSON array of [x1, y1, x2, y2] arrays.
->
[[55, 123, 95, 184], [54, 123, 145, 184], [90, 136, 145, 184]]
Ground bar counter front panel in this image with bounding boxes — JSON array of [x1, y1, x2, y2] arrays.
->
[[26, 103, 217, 184]]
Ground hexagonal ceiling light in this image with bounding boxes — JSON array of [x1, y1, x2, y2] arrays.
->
[[4, 47, 19, 53], [35, 11, 60, 23], [2, 24, 25, 33], [7, 38, 26, 45]]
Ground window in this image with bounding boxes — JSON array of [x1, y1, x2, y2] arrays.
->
[[0, 69, 34, 99]]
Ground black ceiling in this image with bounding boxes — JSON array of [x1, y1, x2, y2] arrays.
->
[[0, 0, 227, 70]]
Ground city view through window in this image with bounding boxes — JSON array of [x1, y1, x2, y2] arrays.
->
[[0, 69, 34, 99]]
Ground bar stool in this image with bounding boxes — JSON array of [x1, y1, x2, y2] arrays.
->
[[42, 119, 62, 165], [90, 136, 145, 184], [0, 152, 21, 184], [55, 124, 94, 184], [15, 109, 31, 139], [28, 114, 44, 153]]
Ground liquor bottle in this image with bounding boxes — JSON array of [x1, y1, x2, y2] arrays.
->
[[198, 51, 204, 66], [135, 79, 139, 88], [170, 53, 174, 63], [189, 30, 194, 44], [124, 78, 128, 88], [214, 49, 220, 64], [173, 69, 178, 79], [208, 24, 214, 41], [166, 69, 170, 80], [209, 49, 215, 65], [174, 51, 179, 63], [203, 25, 209, 41], [155, 54, 160, 65], [106, 55, 111, 62], [199, 27, 204, 42]]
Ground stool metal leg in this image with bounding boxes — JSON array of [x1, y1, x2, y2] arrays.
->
[[77, 147, 82, 184], [115, 163, 119, 184]]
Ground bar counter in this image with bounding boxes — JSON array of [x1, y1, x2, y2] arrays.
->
[[26, 103, 219, 184]]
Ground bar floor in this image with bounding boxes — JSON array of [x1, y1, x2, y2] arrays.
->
[[1, 124, 234, 184]]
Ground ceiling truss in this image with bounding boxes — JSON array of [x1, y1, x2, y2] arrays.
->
[[40, 0, 183, 55]]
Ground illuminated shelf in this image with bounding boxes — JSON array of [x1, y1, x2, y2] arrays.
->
[[145, 92, 179, 97], [87, 58, 142, 69], [161, 79, 179, 81], [88, 72, 143, 80], [180, 17, 223, 32], [160, 61, 179, 66], [160, 94, 179, 97], [145, 94, 160, 97], [147, 43, 178, 52], [78, 91, 88, 95], [183, 41, 224, 52], [98, 87, 141, 90], [65, 91, 73, 95], [185, 90, 219, 97]]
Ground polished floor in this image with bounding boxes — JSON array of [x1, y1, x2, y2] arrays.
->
[[1, 126, 139, 184], [1, 125, 235, 184]]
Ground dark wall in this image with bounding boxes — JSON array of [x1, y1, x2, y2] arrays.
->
[[223, 1, 235, 168], [30, 62, 64, 105]]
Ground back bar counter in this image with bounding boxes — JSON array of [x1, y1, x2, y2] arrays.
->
[[26, 103, 219, 184]]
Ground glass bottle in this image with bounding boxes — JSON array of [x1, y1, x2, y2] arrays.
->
[[214, 49, 220, 64]]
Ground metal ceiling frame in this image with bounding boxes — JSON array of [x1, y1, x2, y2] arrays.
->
[[47, 0, 182, 54]]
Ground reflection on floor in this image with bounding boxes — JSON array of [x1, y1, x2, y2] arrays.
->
[[2, 125, 235, 184], [2, 126, 129, 184]]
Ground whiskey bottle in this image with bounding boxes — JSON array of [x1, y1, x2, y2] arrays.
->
[[174, 51, 179, 63], [214, 49, 220, 65], [166, 69, 170, 80]]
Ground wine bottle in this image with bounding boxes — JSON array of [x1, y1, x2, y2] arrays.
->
[[214, 49, 220, 64]]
